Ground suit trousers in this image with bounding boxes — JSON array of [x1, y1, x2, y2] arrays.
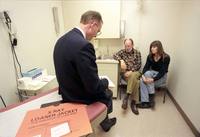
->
[[94, 89, 113, 114]]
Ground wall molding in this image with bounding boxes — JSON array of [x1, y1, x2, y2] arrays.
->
[[167, 91, 200, 137]]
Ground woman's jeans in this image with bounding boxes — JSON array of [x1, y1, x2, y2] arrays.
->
[[140, 70, 167, 102]]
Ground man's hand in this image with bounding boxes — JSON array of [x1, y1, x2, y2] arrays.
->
[[120, 60, 127, 72], [124, 71, 132, 78], [100, 78, 109, 89]]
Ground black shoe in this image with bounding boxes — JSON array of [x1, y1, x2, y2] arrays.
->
[[150, 101, 155, 109], [121, 94, 129, 110], [137, 102, 151, 108], [100, 117, 117, 132], [149, 94, 155, 102], [149, 94, 155, 109], [130, 100, 139, 115]]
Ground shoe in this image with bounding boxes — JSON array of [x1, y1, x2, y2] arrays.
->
[[130, 100, 139, 115], [149, 94, 155, 109], [100, 117, 117, 132], [150, 101, 155, 109], [121, 94, 129, 110], [149, 94, 155, 103], [137, 102, 151, 109]]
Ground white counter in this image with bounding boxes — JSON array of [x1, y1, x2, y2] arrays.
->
[[96, 59, 119, 64]]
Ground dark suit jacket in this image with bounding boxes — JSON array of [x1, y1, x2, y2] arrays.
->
[[53, 28, 109, 105]]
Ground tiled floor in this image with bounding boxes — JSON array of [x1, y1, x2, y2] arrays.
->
[[95, 91, 195, 137]]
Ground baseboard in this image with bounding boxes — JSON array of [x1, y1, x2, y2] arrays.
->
[[167, 91, 200, 137]]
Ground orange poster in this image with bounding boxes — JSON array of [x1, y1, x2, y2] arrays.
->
[[16, 103, 92, 137]]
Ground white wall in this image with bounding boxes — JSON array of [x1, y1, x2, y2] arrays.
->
[[98, 0, 200, 132], [171, 0, 200, 131], [0, 0, 64, 107], [98, 0, 182, 65], [121, 0, 182, 66]]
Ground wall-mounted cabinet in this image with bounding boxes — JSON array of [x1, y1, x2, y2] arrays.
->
[[62, 0, 121, 38]]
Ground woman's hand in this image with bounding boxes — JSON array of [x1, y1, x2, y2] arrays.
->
[[146, 78, 154, 83], [142, 75, 154, 84]]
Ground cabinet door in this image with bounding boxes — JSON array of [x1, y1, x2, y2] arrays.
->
[[62, 0, 120, 38], [97, 63, 119, 98]]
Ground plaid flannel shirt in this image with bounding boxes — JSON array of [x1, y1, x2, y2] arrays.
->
[[113, 49, 141, 71]]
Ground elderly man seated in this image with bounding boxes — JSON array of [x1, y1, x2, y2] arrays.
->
[[113, 38, 142, 115]]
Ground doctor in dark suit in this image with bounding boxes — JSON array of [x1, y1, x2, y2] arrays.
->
[[53, 10, 116, 132]]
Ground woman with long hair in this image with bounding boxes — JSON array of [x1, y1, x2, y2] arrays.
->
[[138, 40, 170, 108]]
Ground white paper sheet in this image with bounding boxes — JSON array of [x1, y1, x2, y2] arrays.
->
[[51, 122, 70, 137]]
